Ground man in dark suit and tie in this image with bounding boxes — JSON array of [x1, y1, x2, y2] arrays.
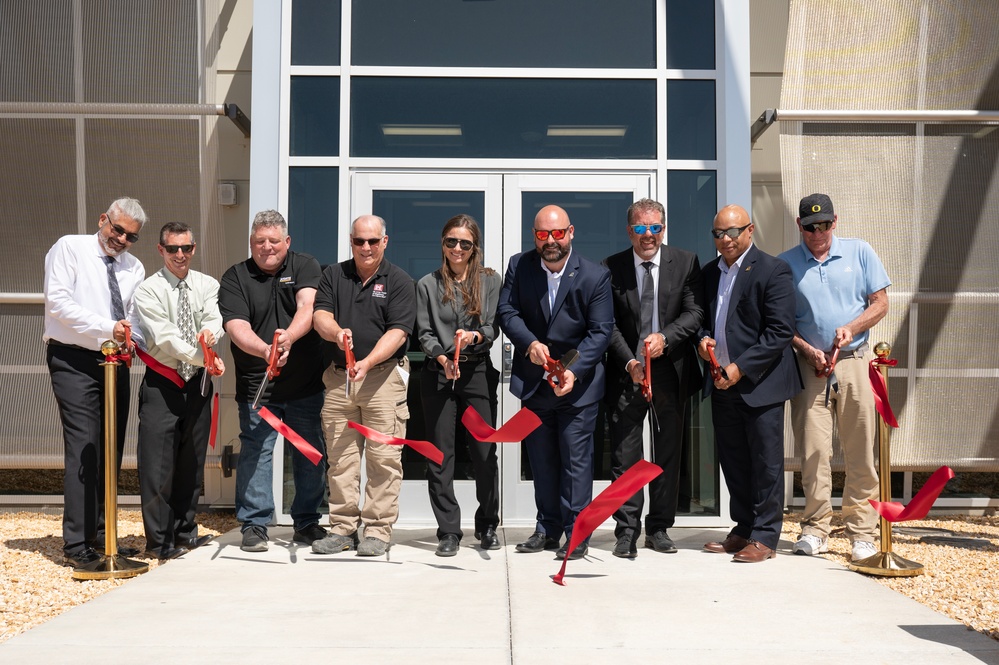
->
[[697, 204, 801, 563], [604, 198, 704, 558], [498, 204, 614, 561]]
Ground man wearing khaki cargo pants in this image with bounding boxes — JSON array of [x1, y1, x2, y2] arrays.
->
[[779, 193, 890, 563], [311, 215, 416, 557]]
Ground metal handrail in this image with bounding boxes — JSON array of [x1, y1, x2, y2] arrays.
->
[[751, 108, 999, 143]]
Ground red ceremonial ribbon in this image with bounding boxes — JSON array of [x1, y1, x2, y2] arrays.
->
[[208, 393, 219, 450], [869, 357, 899, 428], [461, 406, 542, 442], [258, 406, 323, 465], [134, 346, 185, 388], [870, 466, 955, 522], [641, 341, 653, 403], [553, 459, 663, 586], [347, 421, 444, 465]]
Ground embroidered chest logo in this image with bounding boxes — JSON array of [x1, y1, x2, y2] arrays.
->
[[372, 283, 387, 299], [279, 276, 294, 285]]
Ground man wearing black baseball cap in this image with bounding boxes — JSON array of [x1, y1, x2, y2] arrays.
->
[[779, 193, 891, 563]]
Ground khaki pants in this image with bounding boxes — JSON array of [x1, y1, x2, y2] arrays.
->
[[792, 351, 879, 542], [321, 358, 409, 542]]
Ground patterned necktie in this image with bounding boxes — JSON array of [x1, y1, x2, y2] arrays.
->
[[638, 261, 655, 355], [177, 280, 197, 381], [103, 255, 125, 321]]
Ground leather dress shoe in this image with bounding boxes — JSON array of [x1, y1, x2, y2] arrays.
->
[[704, 533, 749, 554], [175, 534, 214, 549], [556, 542, 589, 560], [612, 535, 637, 559], [64, 547, 102, 568], [515, 531, 560, 553], [475, 527, 501, 551], [645, 530, 678, 553], [145, 545, 188, 560], [732, 540, 776, 563], [436, 534, 460, 557]]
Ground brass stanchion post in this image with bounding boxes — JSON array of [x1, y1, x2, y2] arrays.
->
[[849, 341, 923, 577], [72, 340, 149, 580]]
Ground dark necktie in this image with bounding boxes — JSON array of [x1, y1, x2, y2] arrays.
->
[[177, 280, 197, 381], [638, 261, 655, 354], [103, 255, 125, 321]]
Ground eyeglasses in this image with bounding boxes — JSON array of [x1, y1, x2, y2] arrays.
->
[[105, 217, 140, 243], [443, 237, 474, 251], [711, 224, 751, 240], [801, 221, 833, 233], [533, 227, 571, 241], [162, 244, 195, 254], [630, 224, 664, 235], [351, 236, 383, 247]]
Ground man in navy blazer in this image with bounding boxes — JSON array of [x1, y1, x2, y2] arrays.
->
[[697, 204, 801, 563], [604, 198, 704, 558], [498, 204, 614, 560]]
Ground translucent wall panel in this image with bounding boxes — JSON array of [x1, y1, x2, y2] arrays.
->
[[0, 0, 75, 102]]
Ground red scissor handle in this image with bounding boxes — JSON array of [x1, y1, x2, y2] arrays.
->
[[707, 345, 723, 381], [452, 331, 463, 373], [641, 341, 653, 402], [544, 356, 567, 389], [119, 322, 133, 367], [343, 332, 355, 378], [816, 346, 840, 378], [199, 332, 223, 376], [265, 331, 282, 380]]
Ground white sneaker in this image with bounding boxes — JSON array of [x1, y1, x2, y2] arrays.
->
[[851, 540, 878, 561], [792, 534, 828, 556]]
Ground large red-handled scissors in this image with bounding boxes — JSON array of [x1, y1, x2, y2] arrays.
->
[[343, 332, 355, 398], [451, 330, 463, 389], [199, 332, 223, 397], [120, 322, 134, 367], [707, 345, 728, 381], [544, 349, 580, 389], [641, 341, 660, 434], [251, 331, 282, 410], [817, 345, 840, 406]]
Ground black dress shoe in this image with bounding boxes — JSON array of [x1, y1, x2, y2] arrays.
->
[[64, 547, 102, 568], [515, 531, 560, 553], [475, 527, 501, 551], [556, 542, 589, 560], [145, 545, 188, 560], [292, 523, 328, 545], [94, 544, 140, 557], [436, 534, 460, 557], [645, 530, 678, 553], [175, 534, 214, 549], [612, 535, 637, 559]]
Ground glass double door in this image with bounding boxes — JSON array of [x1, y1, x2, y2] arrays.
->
[[345, 171, 722, 528]]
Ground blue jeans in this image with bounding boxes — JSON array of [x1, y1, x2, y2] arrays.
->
[[236, 391, 328, 531]]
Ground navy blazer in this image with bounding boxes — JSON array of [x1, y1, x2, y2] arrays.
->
[[497, 249, 614, 407], [699, 244, 802, 407], [603, 245, 705, 401]]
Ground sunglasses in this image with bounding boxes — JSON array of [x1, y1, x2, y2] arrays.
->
[[443, 237, 474, 251], [801, 221, 833, 233], [351, 236, 383, 247], [162, 244, 195, 254], [630, 224, 664, 235], [533, 227, 570, 241], [105, 218, 140, 243], [711, 224, 751, 240]]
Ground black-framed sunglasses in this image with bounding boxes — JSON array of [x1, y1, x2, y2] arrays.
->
[[162, 244, 195, 254], [104, 216, 140, 243], [351, 236, 383, 247], [630, 223, 664, 235], [711, 224, 751, 240], [443, 237, 474, 251], [801, 221, 833, 233]]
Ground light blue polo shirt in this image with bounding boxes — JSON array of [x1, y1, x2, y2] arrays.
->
[[778, 236, 891, 352]]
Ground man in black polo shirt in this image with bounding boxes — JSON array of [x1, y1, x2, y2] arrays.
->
[[218, 210, 329, 552], [310, 214, 416, 557]]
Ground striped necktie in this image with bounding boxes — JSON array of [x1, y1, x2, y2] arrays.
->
[[103, 255, 125, 321], [177, 280, 197, 381]]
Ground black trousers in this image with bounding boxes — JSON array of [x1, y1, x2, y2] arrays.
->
[[608, 367, 684, 541], [711, 388, 786, 550], [137, 369, 212, 550], [47, 343, 130, 556], [420, 358, 500, 540]]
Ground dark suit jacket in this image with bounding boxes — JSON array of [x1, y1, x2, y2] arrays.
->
[[699, 244, 802, 407], [497, 249, 614, 407], [604, 246, 705, 403]]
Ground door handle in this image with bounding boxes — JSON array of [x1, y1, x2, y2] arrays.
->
[[502, 342, 513, 382]]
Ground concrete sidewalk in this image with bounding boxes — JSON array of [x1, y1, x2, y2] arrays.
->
[[3, 526, 998, 664]]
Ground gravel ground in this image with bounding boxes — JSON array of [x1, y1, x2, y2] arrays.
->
[[1, 510, 997, 644]]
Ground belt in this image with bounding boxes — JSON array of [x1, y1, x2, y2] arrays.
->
[[333, 357, 405, 372], [836, 343, 870, 360], [456, 353, 489, 362]]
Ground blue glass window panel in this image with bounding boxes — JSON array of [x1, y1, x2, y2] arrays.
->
[[665, 0, 715, 70], [666, 170, 717, 266], [351, 0, 654, 68], [371, 190, 487, 281], [290, 76, 340, 156], [291, 0, 341, 66], [288, 167, 340, 268], [667, 80, 716, 160], [352, 78, 656, 160], [519, 192, 633, 264]]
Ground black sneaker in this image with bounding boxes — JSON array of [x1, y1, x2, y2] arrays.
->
[[292, 523, 328, 545], [241, 525, 269, 552]]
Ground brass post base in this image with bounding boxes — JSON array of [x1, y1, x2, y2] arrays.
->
[[71, 554, 149, 581], [849, 551, 924, 577]]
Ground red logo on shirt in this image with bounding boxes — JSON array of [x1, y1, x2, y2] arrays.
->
[[372, 283, 387, 299]]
